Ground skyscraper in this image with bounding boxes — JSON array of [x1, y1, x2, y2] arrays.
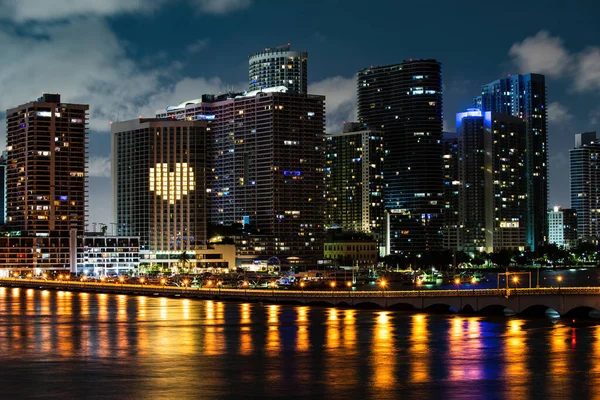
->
[[570, 131, 600, 241], [475, 74, 547, 250], [325, 123, 384, 247], [456, 109, 527, 253], [357, 60, 443, 254], [6, 93, 88, 234], [111, 118, 208, 251], [157, 88, 326, 263], [442, 131, 460, 251], [548, 206, 577, 249], [249, 44, 308, 94]]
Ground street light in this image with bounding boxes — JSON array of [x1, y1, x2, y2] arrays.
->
[[454, 278, 460, 291], [139, 277, 145, 284], [380, 280, 387, 295], [557, 276, 563, 291], [160, 278, 166, 286], [270, 281, 276, 296], [346, 281, 352, 291], [512, 276, 519, 292]]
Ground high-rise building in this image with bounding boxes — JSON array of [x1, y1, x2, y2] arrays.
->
[[475, 74, 547, 250], [570, 131, 600, 241], [325, 123, 384, 247], [442, 131, 460, 250], [6, 93, 89, 234], [157, 87, 326, 263], [249, 44, 308, 94], [548, 206, 577, 249], [0, 154, 6, 226], [357, 60, 443, 254], [456, 109, 527, 253], [111, 118, 208, 252]]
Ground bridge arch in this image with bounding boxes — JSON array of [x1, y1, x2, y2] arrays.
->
[[519, 304, 560, 318], [461, 304, 476, 314], [424, 303, 458, 314], [353, 301, 381, 309], [480, 304, 515, 316], [564, 306, 600, 319]]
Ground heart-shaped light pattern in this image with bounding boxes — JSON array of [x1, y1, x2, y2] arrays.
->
[[149, 163, 195, 204]]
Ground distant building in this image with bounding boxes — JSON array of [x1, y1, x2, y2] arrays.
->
[[570, 131, 600, 241], [249, 44, 308, 94], [78, 234, 140, 275], [455, 109, 527, 253], [156, 88, 326, 265], [323, 230, 378, 267], [6, 93, 88, 235], [357, 60, 444, 254], [475, 74, 547, 250], [442, 132, 460, 250], [0, 154, 6, 226], [111, 118, 208, 252], [2, 94, 88, 275], [548, 206, 577, 249], [325, 123, 384, 249]]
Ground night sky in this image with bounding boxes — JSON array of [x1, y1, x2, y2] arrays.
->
[[0, 0, 598, 225]]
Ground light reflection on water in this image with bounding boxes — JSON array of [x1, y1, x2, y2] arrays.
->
[[0, 289, 598, 399]]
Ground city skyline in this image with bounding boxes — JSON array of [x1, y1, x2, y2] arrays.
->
[[0, 1, 598, 225]]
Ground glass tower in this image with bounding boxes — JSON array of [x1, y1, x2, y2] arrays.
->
[[475, 74, 547, 250], [249, 44, 308, 94], [357, 60, 443, 254]]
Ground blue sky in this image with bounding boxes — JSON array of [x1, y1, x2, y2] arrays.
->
[[0, 0, 598, 225]]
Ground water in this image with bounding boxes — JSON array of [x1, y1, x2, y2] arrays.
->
[[0, 287, 598, 399]]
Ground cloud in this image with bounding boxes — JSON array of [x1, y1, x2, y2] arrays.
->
[[308, 76, 356, 133], [509, 31, 600, 92], [547, 102, 574, 125], [89, 156, 111, 178], [191, 0, 252, 14], [590, 107, 600, 126], [0, 0, 156, 21], [187, 39, 209, 54], [575, 47, 600, 92], [0, 0, 253, 21], [549, 152, 568, 168], [508, 31, 571, 77]]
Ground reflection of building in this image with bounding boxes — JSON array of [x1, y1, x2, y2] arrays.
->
[[157, 88, 326, 265], [570, 131, 600, 241], [111, 118, 208, 252], [325, 123, 384, 247], [456, 109, 527, 253], [248, 44, 308, 94], [475, 74, 547, 250], [548, 206, 577, 249], [323, 231, 378, 267], [78, 234, 140, 275], [357, 60, 444, 254]]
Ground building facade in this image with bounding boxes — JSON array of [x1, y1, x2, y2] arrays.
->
[[442, 131, 460, 250], [548, 206, 578, 249], [6, 93, 88, 234], [475, 74, 547, 250], [325, 123, 384, 247], [357, 60, 444, 254], [456, 109, 527, 253], [249, 44, 308, 94], [156, 88, 326, 264], [111, 118, 208, 252], [570, 131, 600, 241], [78, 234, 140, 275]]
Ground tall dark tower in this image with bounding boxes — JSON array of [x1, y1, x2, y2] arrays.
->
[[475, 74, 547, 250], [358, 60, 443, 254]]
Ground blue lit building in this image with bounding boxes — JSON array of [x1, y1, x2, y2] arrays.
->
[[455, 109, 528, 253], [474, 74, 547, 250], [357, 60, 444, 254]]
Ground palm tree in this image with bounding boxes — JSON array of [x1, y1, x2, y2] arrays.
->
[[178, 251, 191, 274]]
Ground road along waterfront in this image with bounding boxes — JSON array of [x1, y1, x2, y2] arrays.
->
[[3, 278, 600, 316]]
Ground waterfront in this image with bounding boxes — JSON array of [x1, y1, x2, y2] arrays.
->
[[1, 287, 600, 399]]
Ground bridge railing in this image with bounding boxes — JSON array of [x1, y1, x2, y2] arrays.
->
[[2, 278, 600, 298]]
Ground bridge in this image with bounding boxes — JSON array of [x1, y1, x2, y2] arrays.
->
[[2, 278, 600, 317]]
